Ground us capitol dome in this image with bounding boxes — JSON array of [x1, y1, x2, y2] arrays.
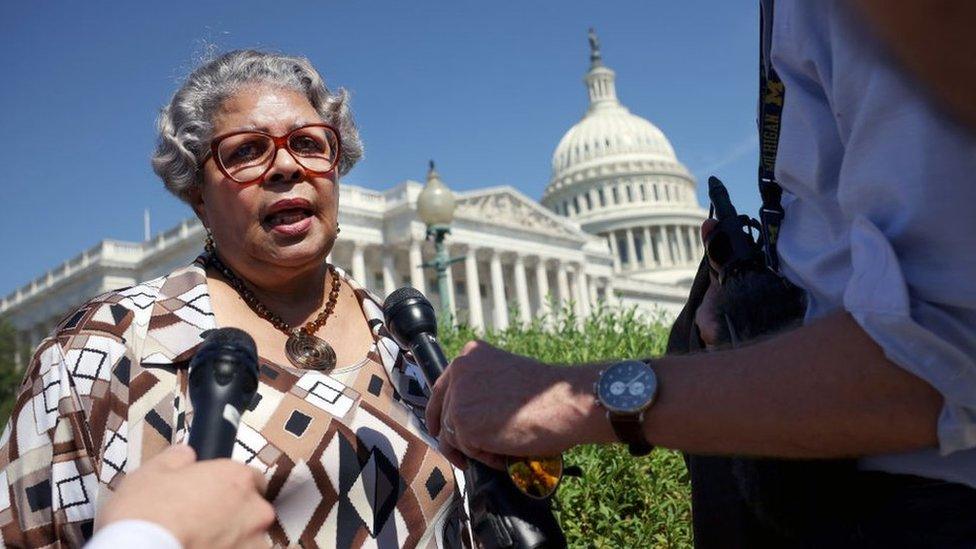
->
[[542, 29, 707, 286]]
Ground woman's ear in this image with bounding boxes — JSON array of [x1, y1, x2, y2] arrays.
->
[[188, 186, 209, 227]]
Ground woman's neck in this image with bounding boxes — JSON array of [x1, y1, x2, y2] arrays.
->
[[217, 252, 333, 329]]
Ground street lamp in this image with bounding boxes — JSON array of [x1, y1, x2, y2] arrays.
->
[[416, 161, 465, 322]]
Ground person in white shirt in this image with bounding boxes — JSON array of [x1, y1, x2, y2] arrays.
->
[[426, 0, 976, 545], [88, 445, 273, 549]]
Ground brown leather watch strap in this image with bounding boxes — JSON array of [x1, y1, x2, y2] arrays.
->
[[609, 412, 653, 456]]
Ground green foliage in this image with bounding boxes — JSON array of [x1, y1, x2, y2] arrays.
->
[[0, 320, 22, 425], [439, 303, 692, 548]]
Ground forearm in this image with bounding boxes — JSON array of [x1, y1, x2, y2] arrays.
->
[[567, 311, 942, 458]]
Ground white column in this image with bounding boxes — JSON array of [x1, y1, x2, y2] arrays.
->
[[489, 250, 509, 330], [409, 240, 426, 294], [605, 277, 617, 306], [683, 226, 694, 263], [677, 225, 690, 264], [690, 226, 702, 260], [351, 243, 366, 284], [588, 188, 599, 211], [607, 232, 621, 272], [625, 227, 638, 269], [382, 252, 397, 296], [657, 225, 673, 266], [643, 226, 654, 268], [464, 249, 484, 331], [534, 258, 551, 318], [513, 254, 531, 325], [588, 275, 598, 308], [444, 262, 457, 320], [556, 261, 571, 309], [574, 266, 590, 318]]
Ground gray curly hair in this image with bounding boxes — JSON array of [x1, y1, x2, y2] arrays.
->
[[152, 49, 363, 203]]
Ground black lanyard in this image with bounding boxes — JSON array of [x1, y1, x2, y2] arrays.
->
[[758, 0, 786, 273]]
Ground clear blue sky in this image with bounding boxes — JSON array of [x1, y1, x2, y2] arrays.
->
[[0, 1, 760, 294]]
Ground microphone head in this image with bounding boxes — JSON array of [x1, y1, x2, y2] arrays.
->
[[383, 287, 438, 346], [707, 176, 738, 220], [201, 327, 258, 356], [190, 327, 259, 388]]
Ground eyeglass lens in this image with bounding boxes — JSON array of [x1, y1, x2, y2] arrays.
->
[[216, 126, 338, 182]]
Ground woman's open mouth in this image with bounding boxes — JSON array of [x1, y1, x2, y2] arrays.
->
[[263, 199, 316, 236]]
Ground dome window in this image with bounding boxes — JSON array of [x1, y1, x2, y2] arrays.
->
[[612, 186, 620, 205], [573, 196, 581, 214], [598, 188, 606, 207], [626, 186, 633, 202], [640, 184, 647, 201], [584, 193, 593, 210]]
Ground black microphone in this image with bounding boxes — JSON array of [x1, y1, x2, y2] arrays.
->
[[708, 175, 739, 220], [383, 287, 566, 549], [187, 327, 260, 460], [383, 287, 449, 381]]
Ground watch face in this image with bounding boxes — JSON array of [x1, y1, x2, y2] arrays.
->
[[598, 360, 656, 414]]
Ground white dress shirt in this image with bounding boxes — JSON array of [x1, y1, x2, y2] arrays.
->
[[772, 0, 976, 487], [85, 520, 181, 549]]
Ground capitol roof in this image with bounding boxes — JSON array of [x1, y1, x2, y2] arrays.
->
[[546, 30, 687, 196]]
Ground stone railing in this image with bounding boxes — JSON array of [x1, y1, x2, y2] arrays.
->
[[0, 217, 207, 314], [1, 241, 109, 313], [341, 185, 386, 211]]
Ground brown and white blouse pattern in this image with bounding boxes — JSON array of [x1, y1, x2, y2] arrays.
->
[[0, 256, 467, 548]]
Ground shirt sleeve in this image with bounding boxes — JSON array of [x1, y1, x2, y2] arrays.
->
[[85, 520, 181, 549], [0, 337, 102, 546], [823, 2, 976, 455]]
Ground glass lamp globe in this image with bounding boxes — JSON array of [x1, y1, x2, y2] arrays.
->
[[417, 162, 456, 226]]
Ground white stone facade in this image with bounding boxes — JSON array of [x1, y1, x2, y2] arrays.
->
[[0, 34, 706, 367]]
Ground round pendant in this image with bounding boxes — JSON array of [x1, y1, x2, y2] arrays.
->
[[285, 330, 337, 371]]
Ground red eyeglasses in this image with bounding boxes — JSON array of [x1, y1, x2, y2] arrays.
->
[[203, 123, 341, 185]]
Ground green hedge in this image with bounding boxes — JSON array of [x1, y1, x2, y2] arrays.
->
[[438, 305, 692, 548]]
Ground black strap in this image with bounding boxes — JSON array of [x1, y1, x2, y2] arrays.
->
[[758, 0, 786, 274], [609, 413, 653, 456]]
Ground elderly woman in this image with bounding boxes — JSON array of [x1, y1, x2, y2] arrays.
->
[[0, 50, 467, 548]]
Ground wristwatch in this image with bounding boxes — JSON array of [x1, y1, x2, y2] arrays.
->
[[594, 360, 657, 456]]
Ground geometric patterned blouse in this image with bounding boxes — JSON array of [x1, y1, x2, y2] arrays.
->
[[0, 256, 468, 548]]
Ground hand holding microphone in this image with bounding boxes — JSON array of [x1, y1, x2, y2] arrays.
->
[[94, 445, 274, 549], [383, 288, 566, 548], [93, 328, 271, 549]]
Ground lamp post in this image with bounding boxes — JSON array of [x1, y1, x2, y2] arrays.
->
[[416, 161, 465, 322]]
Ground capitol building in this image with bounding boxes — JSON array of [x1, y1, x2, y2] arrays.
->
[[0, 34, 707, 364]]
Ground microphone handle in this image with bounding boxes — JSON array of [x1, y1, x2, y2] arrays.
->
[[407, 333, 449, 384], [188, 361, 254, 460], [188, 395, 241, 460]]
